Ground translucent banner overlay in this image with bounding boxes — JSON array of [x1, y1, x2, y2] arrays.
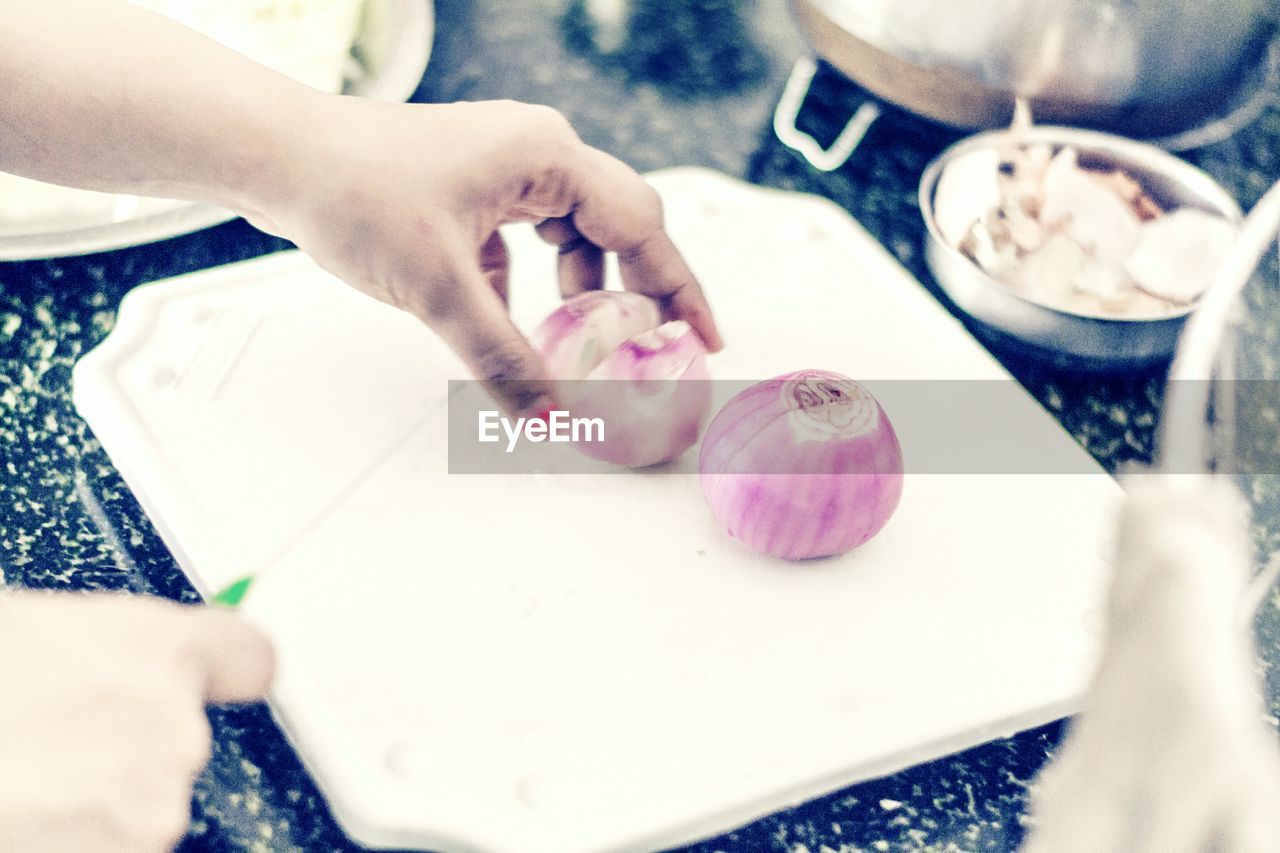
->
[[445, 379, 1269, 475]]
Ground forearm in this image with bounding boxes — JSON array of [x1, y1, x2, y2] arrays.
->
[[0, 0, 325, 213]]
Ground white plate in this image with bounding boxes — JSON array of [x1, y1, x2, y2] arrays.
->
[[0, 0, 433, 262], [73, 168, 1120, 852]]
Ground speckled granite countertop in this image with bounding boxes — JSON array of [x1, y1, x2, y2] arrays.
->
[[2, 2, 1280, 851]]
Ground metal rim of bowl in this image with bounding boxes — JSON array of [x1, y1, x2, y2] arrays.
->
[[918, 125, 1245, 327], [1160, 178, 1280, 473], [0, 0, 434, 263]]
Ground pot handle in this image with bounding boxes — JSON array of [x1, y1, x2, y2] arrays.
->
[[773, 57, 881, 172]]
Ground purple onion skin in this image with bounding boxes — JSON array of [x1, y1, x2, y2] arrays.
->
[[574, 321, 711, 467], [530, 291, 661, 380], [699, 371, 904, 560], [531, 290, 712, 467]]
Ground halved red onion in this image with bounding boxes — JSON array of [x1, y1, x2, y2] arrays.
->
[[531, 291, 660, 380], [699, 370, 903, 559], [531, 292, 711, 467]]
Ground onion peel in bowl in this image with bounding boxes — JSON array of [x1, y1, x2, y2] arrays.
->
[[699, 370, 903, 560], [530, 291, 711, 467]]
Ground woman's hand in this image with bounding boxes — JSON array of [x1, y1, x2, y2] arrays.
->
[[242, 97, 724, 416], [0, 2, 722, 417], [0, 593, 274, 852]]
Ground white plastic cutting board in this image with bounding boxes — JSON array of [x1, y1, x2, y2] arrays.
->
[[73, 168, 1121, 853]]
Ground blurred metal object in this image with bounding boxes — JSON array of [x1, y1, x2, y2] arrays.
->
[[0, 0, 433, 262], [778, 0, 1278, 170], [919, 125, 1243, 368], [1158, 169, 1280, 667], [1160, 180, 1280, 475]]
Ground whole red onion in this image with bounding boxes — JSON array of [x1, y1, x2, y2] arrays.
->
[[699, 371, 904, 559]]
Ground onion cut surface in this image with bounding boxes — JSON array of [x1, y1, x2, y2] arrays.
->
[[530, 291, 711, 467]]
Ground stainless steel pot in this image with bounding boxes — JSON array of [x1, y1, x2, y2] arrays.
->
[[776, 0, 1279, 170]]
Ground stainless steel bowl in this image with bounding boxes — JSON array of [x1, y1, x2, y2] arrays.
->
[[919, 126, 1244, 368]]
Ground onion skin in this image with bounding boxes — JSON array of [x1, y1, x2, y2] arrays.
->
[[574, 321, 711, 466], [530, 291, 661, 381], [531, 292, 711, 467], [699, 371, 903, 560]]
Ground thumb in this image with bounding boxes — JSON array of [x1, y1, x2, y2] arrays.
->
[[181, 608, 277, 704]]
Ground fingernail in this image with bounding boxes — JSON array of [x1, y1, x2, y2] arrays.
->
[[520, 391, 557, 427]]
